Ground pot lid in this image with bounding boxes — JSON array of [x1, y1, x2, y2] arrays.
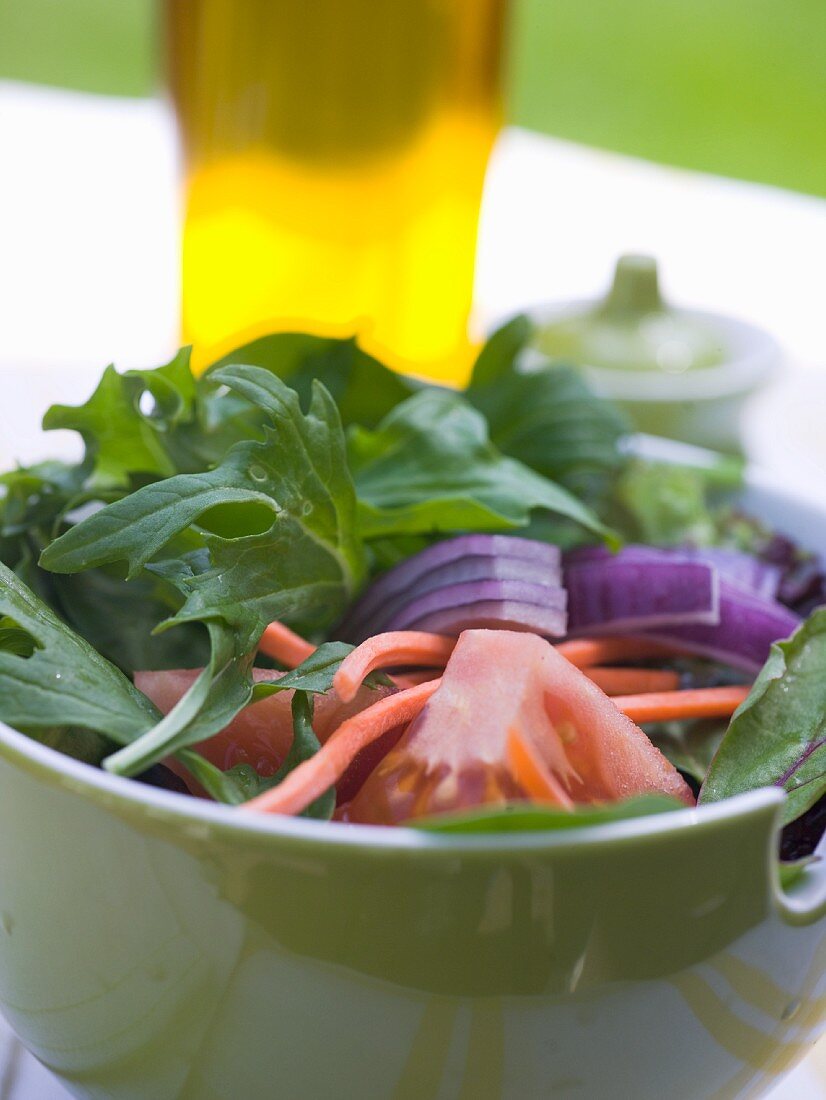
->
[[535, 254, 729, 375]]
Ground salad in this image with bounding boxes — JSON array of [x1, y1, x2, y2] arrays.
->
[[0, 319, 824, 853]]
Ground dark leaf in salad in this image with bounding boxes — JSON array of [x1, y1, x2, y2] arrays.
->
[[700, 608, 826, 823], [348, 388, 613, 543], [0, 615, 40, 658], [177, 752, 263, 806], [46, 566, 210, 674], [211, 331, 416, 429], [466, 316, 629, 496], [0, 563, 160, 743], [134, 762, 193, 795], [27, 725, 115, 767]]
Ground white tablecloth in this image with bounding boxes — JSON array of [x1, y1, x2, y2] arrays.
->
[[0, 81, 825, 1098]]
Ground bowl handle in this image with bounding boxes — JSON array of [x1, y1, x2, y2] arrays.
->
[[775, 830, 826, 927]]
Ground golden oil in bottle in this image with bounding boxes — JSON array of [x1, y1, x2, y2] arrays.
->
[[165, 0, 509, 382]]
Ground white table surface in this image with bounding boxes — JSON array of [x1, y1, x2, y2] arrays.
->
[[0, 81, 825, 1098]]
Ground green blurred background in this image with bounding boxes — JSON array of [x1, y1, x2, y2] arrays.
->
[[1, 0, 824, 197]]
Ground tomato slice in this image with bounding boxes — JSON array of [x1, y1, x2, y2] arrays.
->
[[347, 630, 695, 824], [135, 668, 396, 780]]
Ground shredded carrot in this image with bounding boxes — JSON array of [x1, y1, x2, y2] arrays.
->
[[333, 631, 456, 703], [242, 678, 441, 816], [506, 728, 574, 808], [613, 685, 750, 724], [584, 666, 681, 696], [555, 636, 678, 668], [258, 621, 316, 668]]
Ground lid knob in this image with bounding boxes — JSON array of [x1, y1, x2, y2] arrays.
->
[[603, 254, 663, 316]]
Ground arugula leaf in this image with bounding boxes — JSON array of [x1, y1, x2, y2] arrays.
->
[[249, 641, 392, 703], [348, 389, 612, 542], [415, 794, 685, 833], [43, 364, 179, 489], [46, 567, 210, 673], [0, 615, 40, 658], [179, 691, 335, 818], [0, 563, 160, 741], [176, 752, 261, 806], [700, 609, 826, 823], [42, 348, 268, 491], [41, 367, 365, 775], [103, 620, 257, 776], [279, 692, 336, 819], [252, 641, 355, 697], [42, 366, 365, 633], [211, 331, 415, 428], [125, 347, 197, 428], [467, 315, 535, 389], [0, 459, 88, 538], [466, 317, 628, 494], [170, 643, 375, 806]]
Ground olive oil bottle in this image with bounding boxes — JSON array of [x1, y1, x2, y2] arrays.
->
[[165, 0, 509, 382]]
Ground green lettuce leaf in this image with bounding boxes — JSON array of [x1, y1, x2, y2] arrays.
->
[[348, 389, 613, 542], [616, 456, 743, 547], [700, 609, 826, 823]]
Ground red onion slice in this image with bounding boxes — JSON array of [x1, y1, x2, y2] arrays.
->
[[404, 599, 568, 638], [342, 534, 561, 639], [566, 544, 782, 601], [385, 579, 566, 633], [565, 558, 719, 635], [347, 555, 561, 642], [641, 582, 800, 672]]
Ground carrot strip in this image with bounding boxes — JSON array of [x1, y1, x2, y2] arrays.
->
[[333, 631, 456, 703], [555, 636, 678, 668], [242, 679, 441, 816], [584, 666, 681, 696], [614, 685, 750, 724], [258, 621, 316, 668], [506, 728, 574, 809]]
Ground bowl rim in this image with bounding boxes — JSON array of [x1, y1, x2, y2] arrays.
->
[[0, 714, 785, 852], [0, 450, 811, 855]]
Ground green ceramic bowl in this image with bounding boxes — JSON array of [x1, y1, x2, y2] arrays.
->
[[0, 469, 823, 1099]]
